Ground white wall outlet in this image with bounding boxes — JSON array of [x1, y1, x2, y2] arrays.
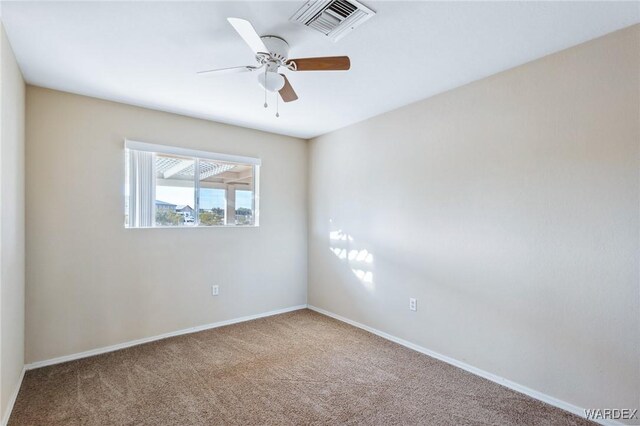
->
[[409, 298, 417, 311], [212, 285, 219, 296]]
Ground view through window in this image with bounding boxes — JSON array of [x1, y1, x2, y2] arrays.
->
[[125, 141, 260, 228]]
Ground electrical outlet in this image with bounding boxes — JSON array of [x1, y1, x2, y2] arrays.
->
[[409, 298, 417, 311], [212, 285, 219, 296]]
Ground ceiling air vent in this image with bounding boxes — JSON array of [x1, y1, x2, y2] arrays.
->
[[290, 0, 375, 42]]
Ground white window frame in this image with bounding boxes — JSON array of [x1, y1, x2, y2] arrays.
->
[[125, 139, 261, 228]]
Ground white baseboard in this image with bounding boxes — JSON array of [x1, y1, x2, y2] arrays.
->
[[25, 304, 308, 371], [307, 305, 621, 426], [1, 366, 25, 426]]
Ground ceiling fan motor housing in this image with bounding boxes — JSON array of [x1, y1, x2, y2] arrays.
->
[[259, 36, 290, 69]]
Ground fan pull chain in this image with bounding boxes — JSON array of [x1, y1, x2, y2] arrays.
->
[[263, 68, 268, 108], [276, 92, 280, 118]]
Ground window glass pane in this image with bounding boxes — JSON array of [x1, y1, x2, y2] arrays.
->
[[199, 160, 254, 226], [199, 188, 226, 226], [235, 190, 254, 225], [155, 154, 195, 227]]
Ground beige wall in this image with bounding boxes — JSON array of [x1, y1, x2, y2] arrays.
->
[[25, 87, 307, 363], [308, 24, 639, 412], [0, 22, 26, 420]]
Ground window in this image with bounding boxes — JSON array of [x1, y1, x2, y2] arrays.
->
[[125, 140, 260, 228]]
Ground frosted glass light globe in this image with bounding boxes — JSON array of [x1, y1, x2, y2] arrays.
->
[[257, 72, 285, 92]]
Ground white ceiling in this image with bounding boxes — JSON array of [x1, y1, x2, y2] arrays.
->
[[2, 1, 638, 139]]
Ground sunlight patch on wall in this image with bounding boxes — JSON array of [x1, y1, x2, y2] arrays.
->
[[328, 224, 375, 290]]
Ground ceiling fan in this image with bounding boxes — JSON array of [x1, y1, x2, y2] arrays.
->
[[198, 18, 351, 106]]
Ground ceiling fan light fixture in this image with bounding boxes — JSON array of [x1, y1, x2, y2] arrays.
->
[[197, 17, 351, 108], [257, 72, 285, 92]]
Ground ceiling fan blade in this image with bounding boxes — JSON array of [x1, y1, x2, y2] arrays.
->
[[227, 18, 269, 54], [197, 65, 259, 77], [287, 56, 350, 71], [279, 74, 298, 102]]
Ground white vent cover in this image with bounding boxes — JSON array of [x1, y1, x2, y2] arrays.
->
[[290, 0, 375, 42]]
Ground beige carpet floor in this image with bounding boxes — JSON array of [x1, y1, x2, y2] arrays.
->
[[9, 309, 592, 425]]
